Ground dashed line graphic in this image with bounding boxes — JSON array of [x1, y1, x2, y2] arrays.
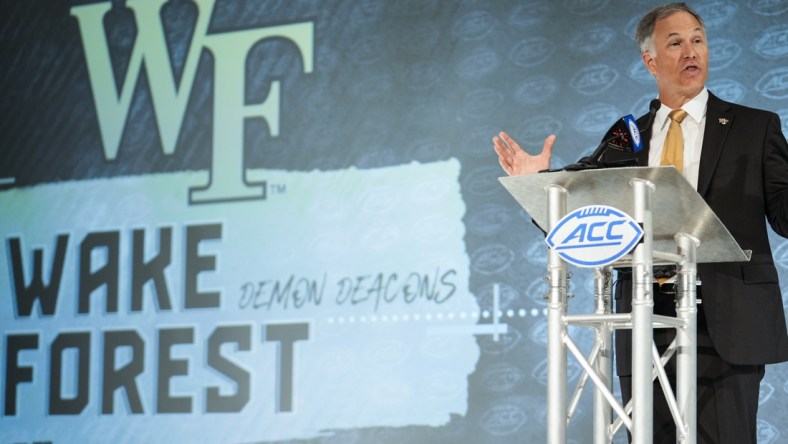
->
[[325, 284, 549, 342]]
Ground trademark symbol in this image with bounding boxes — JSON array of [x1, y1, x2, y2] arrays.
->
[[269, 183, 287, 194]]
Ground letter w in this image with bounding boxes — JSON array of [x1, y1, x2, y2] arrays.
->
[[71, 0, 214, 160], [7, 235, 69, 317]]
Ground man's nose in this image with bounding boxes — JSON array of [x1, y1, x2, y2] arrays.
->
[[683, 44, 697, 58]]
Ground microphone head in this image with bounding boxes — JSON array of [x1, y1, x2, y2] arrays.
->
[[649, 98, 662, 113], [605, 114, 643, 153]]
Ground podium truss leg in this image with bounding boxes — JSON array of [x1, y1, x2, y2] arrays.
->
[[630, 178, 655, 444], [593, 266, 614, 444], [546, 185, 568, 444], [676, 234, 699, 444]]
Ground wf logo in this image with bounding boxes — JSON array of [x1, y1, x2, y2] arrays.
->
[[70, 0, 314, 203]]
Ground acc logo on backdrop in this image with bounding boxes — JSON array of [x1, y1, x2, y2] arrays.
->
[[695, 2, 738, 27], [509, 37, 555, 67], [515, 75, 558, 105], [747, 0, 788, 16], [756, 67, 788, 100], [570, 63, 618, 96], [573, 103, 621, 135], [709, 38, 741, 70], [545, 205, 643, 267], [753, 24, 788, 58], [569, 24, 615, 55]]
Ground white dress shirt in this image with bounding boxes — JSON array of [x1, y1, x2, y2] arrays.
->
[[648, 88, 708, 190]]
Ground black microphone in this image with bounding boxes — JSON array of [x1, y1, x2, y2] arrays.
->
[[595, 99, 661, 167], [561, 114, 643, 171], [555, 99, 661, 172], [639, 98, 662, 134]]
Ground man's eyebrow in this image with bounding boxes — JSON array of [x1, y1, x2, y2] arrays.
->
[[665, 28, 704, 39]]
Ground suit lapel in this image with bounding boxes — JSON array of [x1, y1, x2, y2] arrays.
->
[[636, 114, 651, 166], [697, 93, 734, 196], [636, 93, 734, 196]]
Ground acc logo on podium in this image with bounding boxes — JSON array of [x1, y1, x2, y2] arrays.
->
[[545, 205, 643, 267]]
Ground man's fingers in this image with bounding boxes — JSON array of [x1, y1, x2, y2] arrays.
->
[[499, 132, 519, 152], [542, 134, 556, 155], [493, 135, 513, 155], [492, 138, 510, 160]]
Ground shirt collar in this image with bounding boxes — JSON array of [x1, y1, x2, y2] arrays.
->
[[656, 87, 708, 128]]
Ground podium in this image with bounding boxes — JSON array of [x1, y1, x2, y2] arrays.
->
[[499, 166, 750, 444]]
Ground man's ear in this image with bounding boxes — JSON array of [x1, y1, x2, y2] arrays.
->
[[642, 52, 657, 77]]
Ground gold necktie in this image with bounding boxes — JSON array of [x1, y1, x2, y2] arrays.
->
[[660, 109, 688, 173]]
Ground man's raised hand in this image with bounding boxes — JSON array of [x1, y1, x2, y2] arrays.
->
[[492, 131, 555, 176]]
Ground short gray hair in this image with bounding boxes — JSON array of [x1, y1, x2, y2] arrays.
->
[[635, 3, 705, 55]]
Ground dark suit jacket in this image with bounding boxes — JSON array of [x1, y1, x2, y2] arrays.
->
[[605, 92, 788, 376]]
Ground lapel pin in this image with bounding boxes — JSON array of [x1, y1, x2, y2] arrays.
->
[[719, 118, 729, 125]]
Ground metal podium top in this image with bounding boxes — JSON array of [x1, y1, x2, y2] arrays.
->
[[499, 166, 750, 264]]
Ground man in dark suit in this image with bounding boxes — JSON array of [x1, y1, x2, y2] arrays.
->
[[493, 3, 788, 443]]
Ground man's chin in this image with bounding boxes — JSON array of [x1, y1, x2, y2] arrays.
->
[[681, 69, 707, 85], [678, 79, 706, 96]]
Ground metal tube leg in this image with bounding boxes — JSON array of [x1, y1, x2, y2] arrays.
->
[[546, 185, 568, 444], [594, 266, 614, 444], [676, 234, 699, 444], [631, 290, 654, 444], [630, 178, 656, 444]]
